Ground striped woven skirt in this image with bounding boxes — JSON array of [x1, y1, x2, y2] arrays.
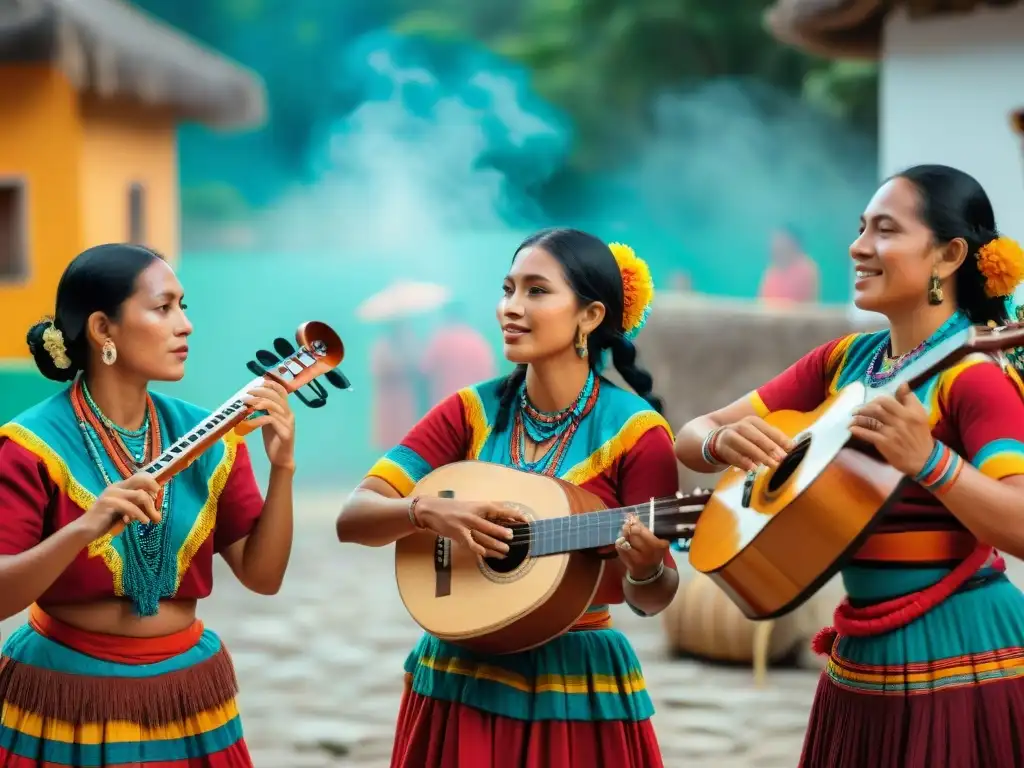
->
[[800, 567, 1024, 768], [390, 606, 663, 768], [0, 605, 252, 767]]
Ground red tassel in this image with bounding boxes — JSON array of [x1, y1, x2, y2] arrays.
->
[[811, 626, 837, 657]]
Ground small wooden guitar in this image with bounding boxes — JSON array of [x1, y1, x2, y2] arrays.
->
[[394, 461, 709, 655], [689, 321, 1024, 621], [141, 321, 345, 485]]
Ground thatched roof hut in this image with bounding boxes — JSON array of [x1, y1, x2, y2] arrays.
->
[[0, 0, 266, 128], [765, 0, 1023, 59]]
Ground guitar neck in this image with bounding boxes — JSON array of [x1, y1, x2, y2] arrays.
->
[[898, 327, 976, 391], [528, 497, 704, 557], [141, 379, 260, 485], [138, 320, 345, 486]]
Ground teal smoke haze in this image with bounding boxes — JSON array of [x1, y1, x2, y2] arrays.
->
[[167, 31, 878, 486]]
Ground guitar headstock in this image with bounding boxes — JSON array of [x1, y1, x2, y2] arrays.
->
[[652, 486, 711, 542], [968, 320, 1024, 353], [244, 321, 349, 410], [966, 320, 1024, 374]]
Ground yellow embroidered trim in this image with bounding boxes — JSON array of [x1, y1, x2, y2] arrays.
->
[[0, 423, 124, 593], [748, 391, 770, 418], [367, 457, 416, 497], [977, 453, 1024, 480], [416, 654, 647, 695], [1, 699, 240, 743], [1008, 365, 1024, 400], [457, 387, 490, 459], [175, 432, 241, 590], [826, 334, 858, 396], [561, 411, 673, 486]]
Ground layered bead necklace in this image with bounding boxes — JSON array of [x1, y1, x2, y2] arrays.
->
[[864, 311, 967, 388], [510, 369, 600, 477], [70, 378, 176, 616]]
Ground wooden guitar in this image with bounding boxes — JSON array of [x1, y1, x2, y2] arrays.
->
[[394, 461, 709, 655], [689, 321, 1024, 621], [141, 321, 345, 485]]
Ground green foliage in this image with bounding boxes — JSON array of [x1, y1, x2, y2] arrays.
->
[[802, 61, 880, 136], [389, 0, 877, 170], [132, 0, 878, 207]]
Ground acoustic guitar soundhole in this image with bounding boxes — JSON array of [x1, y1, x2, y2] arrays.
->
[[482, 522, 532, 575], [766, 436, 812, 494]]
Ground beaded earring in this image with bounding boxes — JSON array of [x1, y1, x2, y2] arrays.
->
[[102, 339, 117, 366], [928, 270, 944, 305]]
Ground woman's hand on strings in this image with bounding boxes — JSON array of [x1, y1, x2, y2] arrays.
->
[[615, 514, 669, 581], [713, 416, 796, 471], [244, 378, 296, 471], [850, 383, 934, 475], [77, 472, 163, 540], [415, 497, 528, 559]]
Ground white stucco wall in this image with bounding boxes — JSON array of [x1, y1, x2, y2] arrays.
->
[[851, 3, 1024, 323]]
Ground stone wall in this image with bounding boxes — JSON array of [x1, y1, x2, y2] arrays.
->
[[628, 293, 878, 490]]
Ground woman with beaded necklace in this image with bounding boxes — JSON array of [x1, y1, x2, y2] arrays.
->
[[337, 228, 680, 767], [675, 165, 1024, 767], [0, 244, 297, 766]]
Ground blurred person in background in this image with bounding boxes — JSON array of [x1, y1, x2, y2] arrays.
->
[[675, 165, 1024, 768], [420, 299, 496, 407], [337, 228, 680, 767], [758, 225, 820, 305], [371, 318, 428, 449], [0, 244, 297, 766]]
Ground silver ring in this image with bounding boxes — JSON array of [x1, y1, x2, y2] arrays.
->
[[616, 536, 632, 552]]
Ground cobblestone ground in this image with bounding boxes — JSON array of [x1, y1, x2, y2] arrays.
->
[[5, 493, 1021, 768]]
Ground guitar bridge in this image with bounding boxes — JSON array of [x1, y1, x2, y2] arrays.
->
[[741, 470, 756, 508], [434, 490, 454, 597]]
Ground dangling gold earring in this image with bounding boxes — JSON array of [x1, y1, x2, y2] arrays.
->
[[928, 270, 944, 305], [101, 339, 117, 366], [575, 329, 588, 359]]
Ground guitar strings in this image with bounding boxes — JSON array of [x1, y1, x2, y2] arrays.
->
[[474, 501, 701, 545]]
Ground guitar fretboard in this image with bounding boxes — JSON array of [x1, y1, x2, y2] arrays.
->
[[527, 498, 702, 556], [142, 380, 258, 478]]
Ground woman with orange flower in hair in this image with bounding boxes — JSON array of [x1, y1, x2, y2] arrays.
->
[[675, 165, 1024, 767], [338, 228, 680, 767]]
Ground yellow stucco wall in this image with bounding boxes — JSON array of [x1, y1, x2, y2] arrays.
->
[[80, 96, 178, 265], [0, 66, 84, 360], [0, 66, 180, 361]]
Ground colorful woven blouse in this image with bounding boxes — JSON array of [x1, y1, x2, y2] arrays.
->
[[750, 315, 1024, 572], [0, 389, 265, 608], [366, 376, 679, 604]]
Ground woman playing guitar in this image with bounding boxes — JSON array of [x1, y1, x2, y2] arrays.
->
[[337, 229, 680, 767], [0, 244, 298, 766], [676, 165, 1024, 767]]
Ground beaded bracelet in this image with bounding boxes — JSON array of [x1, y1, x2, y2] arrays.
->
[[701, 427, 726, 467], [625, 560, 666, 586], [407, 496, 427, 530], [914, 441, 965, 496]]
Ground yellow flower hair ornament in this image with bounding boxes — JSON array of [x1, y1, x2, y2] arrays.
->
[[977, 235, 1024, 298], [608, 242, 654, 340], [41, 319, 72, 370]]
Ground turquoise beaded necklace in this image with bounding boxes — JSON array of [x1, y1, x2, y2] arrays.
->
[[76, 381, 178, 616], [864, 311, 968, 388]]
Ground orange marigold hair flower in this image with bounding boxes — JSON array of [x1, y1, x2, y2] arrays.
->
[[608, 242, 654, 339], [977, 235, 1024, 298]]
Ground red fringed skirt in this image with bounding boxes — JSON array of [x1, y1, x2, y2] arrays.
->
[[391, 683, 663, 768], [800, 574, 1024, 768], [0, 605, 252, 767], [391, 620, 664, 768]]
